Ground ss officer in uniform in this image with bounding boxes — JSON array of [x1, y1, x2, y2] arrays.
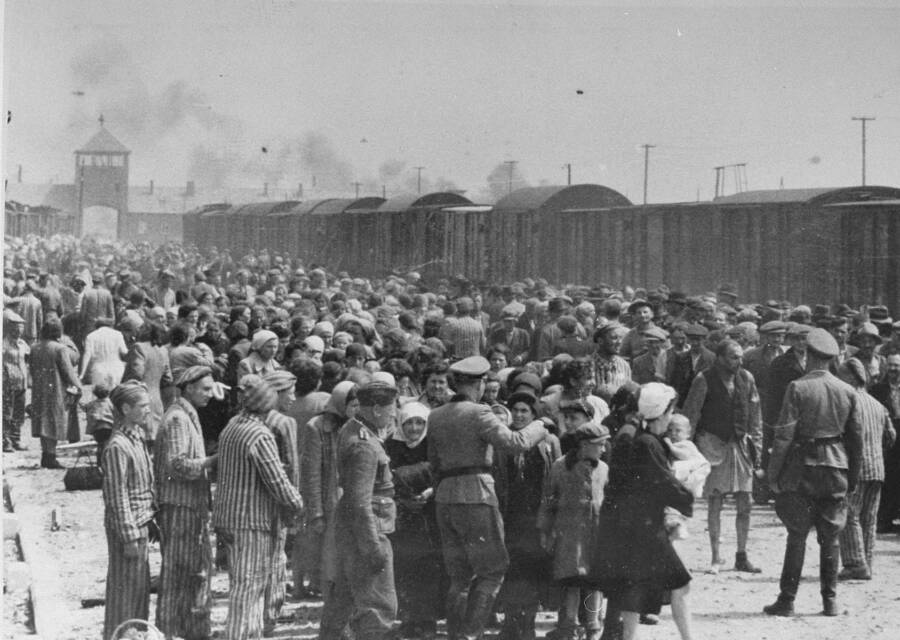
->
[[319, 379, 399, 640], [763, 328, 863, 617], [427, 356, 550, 640]]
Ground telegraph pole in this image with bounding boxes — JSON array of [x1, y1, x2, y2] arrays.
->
[[414, 166, 425, 194], [503, 160, 518, 195], [564, 163, 572, 186], [641, 144, 655, 205], [851, 116, 875, 185]]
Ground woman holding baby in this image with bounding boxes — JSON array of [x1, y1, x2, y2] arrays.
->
[[592, 382, 695, 640]]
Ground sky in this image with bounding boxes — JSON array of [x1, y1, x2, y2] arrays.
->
[[3, 0, 899, 204]]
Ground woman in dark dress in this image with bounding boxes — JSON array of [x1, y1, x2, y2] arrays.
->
[[593, 382, 695, 640], [495, 390, 561, 640], [385, 401, 443, 639]]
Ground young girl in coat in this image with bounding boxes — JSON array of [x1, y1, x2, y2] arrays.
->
[[538, 399, 610, 640]]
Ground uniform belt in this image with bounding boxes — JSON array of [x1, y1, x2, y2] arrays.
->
[[797, 435, 843, 444], [438, 465, 492, 481]]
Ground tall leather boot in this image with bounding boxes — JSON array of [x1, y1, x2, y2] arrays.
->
[[461, 590, 497, 640], [820, 539, 840, 616], [445, 591, 469, 640]]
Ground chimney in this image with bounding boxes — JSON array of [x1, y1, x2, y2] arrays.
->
[[263, 182, 269, 197], [149, 179, 154, 194], [185, 180, 195, 197], [297, 183, 303, 199], [17, 165, 22, 183]]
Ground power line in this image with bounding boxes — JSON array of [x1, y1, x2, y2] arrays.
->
[[503, 160, 518, 195], [413, 166, 426, 194], [641, 144, 655, 205], [851, 116, 875, 186]]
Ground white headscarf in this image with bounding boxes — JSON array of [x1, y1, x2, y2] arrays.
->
[[393, 401, 430, 448]]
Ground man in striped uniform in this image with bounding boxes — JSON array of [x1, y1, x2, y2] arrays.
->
[[319, 379, 399, 640], [262, 370, 299, 632], [155, 366, 218, 640], [213, 375, 304, 640], [837, 358, 896, 579], [103, 381, 155, 640]]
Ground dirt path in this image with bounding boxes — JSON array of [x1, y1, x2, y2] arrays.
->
[[4, 426, 899, 639]]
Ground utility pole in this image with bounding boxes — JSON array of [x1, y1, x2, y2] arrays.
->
[[714, 166, 723, 198], [641, 144, 655, 205], [414, 166, 425, 194], [503, 160, 518, 195], [852, 116, 875, 185], [564, 163, 572, 186], [352, 182, 362, 198]]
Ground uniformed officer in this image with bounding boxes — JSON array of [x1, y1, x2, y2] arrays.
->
[[319, 379, 399, 640], [763, 329, 863, 617], [427, 356, 550, 640]]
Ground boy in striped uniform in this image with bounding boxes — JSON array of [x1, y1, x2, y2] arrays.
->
[[103, 381, 155, 640]]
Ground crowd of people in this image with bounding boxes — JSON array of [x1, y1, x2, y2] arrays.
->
[[3, 233, 899, 640]]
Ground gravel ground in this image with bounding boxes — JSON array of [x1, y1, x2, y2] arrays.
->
[[4, 425, 900, 640]]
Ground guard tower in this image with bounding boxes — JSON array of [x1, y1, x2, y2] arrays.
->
[[74, 116, 130, 237]]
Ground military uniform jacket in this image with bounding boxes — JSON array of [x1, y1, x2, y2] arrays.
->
[[336, 418, 396, 556], [427, 395, 547, 506], [768, 370, 864, 493]]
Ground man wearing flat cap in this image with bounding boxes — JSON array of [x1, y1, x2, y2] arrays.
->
[[319, 380, 398, 640], [765, 324, 812, 429], [618, 299, 656, 362], [155, 366, 218, 640], [668, 324, 714, 407], [427, 356, 550, 640], [261, 369, 299, 631], [489, 307, 531, 366], [683, 339, 763, 575], [763, 329, 863, 617], [631, 326, 669, 384], [742, 321, 787, 495]]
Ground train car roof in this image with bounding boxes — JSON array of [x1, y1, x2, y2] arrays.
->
[[713, 186, 900, 205], [378, 191, 472, 212], [493, 184, 632, 213]]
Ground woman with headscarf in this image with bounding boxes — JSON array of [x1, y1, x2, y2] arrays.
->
[[297, 381, 359, 599], [212, 375, 304, 640], [592, 383, 695, 640], [385, 402, 444, 639], [495, 390, 561, 640], [237, 329, 283, 380], [123, 321, 173, 445]]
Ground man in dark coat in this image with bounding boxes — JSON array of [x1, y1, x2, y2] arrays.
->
[[764, 329, 863, 617], [668, 323, 714, 406], [29, 318, 81, 468], [427, 356, 549, 640]]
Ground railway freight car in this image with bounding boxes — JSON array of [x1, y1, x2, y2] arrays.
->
[[182, 183, 900, 305]]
